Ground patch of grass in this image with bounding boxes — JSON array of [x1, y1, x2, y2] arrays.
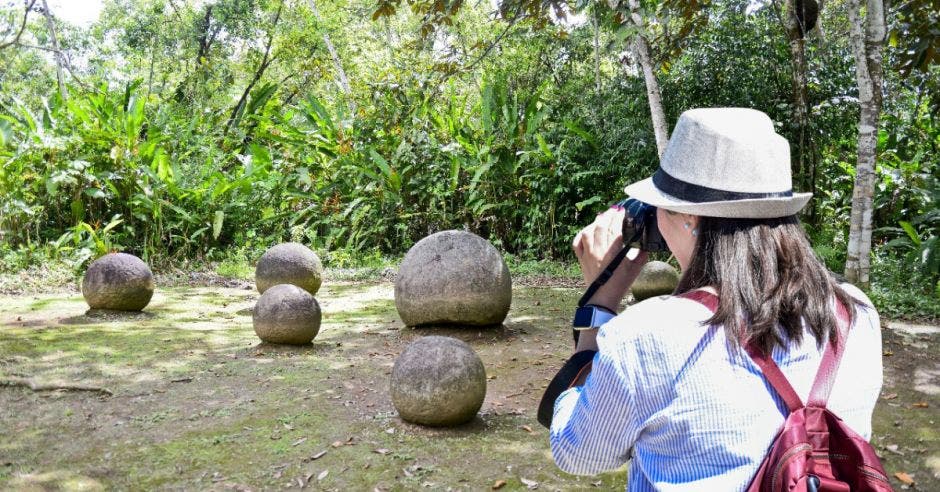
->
[[870, 254, 940, 321], [505, 256, 580, 278]]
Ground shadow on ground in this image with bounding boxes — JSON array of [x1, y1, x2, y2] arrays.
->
[[0, 282, 936, 490]]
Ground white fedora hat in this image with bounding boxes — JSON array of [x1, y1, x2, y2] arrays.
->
[[624, 107, 812, 218]]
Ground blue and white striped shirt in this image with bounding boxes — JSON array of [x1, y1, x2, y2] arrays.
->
[[550, 285, 882, 491]]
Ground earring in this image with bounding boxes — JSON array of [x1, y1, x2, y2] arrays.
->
[[683, 223, 691, 230], [692, 229, 699, 237]]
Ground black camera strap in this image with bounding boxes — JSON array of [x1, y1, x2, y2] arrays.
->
[[576, 230, 643, 308]]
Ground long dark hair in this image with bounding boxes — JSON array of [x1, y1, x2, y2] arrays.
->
[[675, 215, 857, 353]]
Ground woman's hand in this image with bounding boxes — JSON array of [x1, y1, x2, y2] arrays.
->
[[572, 206, 650, 311]]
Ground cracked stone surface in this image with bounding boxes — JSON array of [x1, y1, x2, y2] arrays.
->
[[390, 336, 486, 427], [252, 284, 321, 345], [81, 253, 154, 311], [631, 260, 679, 301], [255, 243, 323, 296], [394, 230, 511, 327]]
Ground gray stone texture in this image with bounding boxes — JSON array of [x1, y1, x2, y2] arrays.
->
[[395, 230, 511, 327], [255, 243, 323, 295], [252, 284, 322, 345], [631, 260, 680, 301], [390, 336, 487, 427], [81, 253, 154, 311]]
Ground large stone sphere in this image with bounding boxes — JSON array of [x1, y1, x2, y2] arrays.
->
[[631, 260, 680, 301], [390, 336, 487, 427], [252, 284, 322, 345], [395, 230, 511, 327], [81, 253, 154, 311], [255, 243, 323, 295]]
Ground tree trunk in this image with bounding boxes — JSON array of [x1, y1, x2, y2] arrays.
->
[[844, 0, 886, 289], [308, 0, 355, 116], [39, 0, 66, 101], [782, 0, 811, 195], [627, 0, 669, 158], [593, 6, 601, 95]]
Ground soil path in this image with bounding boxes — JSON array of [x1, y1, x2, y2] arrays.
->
[[0, 282, 936, 490]]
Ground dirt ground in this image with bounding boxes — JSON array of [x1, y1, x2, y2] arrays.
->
[[0, 280, 937, 491]]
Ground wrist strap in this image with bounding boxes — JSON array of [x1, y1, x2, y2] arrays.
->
[[538, 349, 597, 429]]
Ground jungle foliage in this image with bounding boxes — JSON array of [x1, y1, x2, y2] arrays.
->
[[0, 0, 937, 315]]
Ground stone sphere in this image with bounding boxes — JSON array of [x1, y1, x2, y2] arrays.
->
[[390, 336, 487, 427], [81, 253, 154, 311], [255, 243, 323, 295], [252, 284, 322, 345], [631, 260, 680, 301], [395, 230, 511, 327]]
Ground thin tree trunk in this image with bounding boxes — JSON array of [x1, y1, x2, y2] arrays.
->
[[844, 0, 885, 289], [782, 0, 810, 195], [627, 0, 669, 158], [39, 0, 66, 101], [593, 6, 601, 95], [224, 2, 283, 135], [308, 0, 355, 115]]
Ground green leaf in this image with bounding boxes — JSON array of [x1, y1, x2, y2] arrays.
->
[[575, 196, 603, 211], [212, 210, 225, 240], [899, 221, 921, 247]]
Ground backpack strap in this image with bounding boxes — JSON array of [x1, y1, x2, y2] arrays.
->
[[806, 300, 851, 407], [680, 289, 804, 413]]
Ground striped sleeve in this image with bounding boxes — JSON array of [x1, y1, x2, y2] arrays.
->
[[549, 326, 641, 475]]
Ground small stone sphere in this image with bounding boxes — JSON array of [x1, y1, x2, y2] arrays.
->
[[252, 284, 322, 345], [255, 243, 323, 296], [81, 253, 154, 311], [631, 260, 680, 301], [390, 336, 487, 427], [395, 230, 511, 327]]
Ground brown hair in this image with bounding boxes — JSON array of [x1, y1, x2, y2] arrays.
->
[[675, 215, 857, 353]]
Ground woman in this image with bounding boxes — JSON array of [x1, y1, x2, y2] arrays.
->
[[547, 108, 883, 490]]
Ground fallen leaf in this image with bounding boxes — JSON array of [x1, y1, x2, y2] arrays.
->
[[894, 472, 914, 485], [885, 444, 905, 456], [591, 480, 603, 487], [374, 448, 391, 455], [291, 437, 307, 447], [520, 477, 539, 489], [521, 425, 533, 433], [308, 450, 327, 461], [317, 470, 329, 481], [882, 393, 898, 400], [331, 441, 343, 448], [492, 480, 507, 489], [385, 427, 396, 434], [913, 402, 929, 408], [883, 350, 893, 356]]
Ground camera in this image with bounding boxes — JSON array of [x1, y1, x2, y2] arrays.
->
[[617, 198, 668, 252]]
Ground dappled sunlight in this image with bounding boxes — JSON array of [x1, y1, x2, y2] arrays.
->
[[2, 281, 931, 490], [8, 470, 106, 491]]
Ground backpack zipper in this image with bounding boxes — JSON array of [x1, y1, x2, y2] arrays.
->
[[771, 443, 812, 490]]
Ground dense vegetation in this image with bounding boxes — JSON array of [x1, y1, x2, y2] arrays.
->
[[0, 0, 937, 317]]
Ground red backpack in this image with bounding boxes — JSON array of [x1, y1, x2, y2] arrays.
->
[[682, 290, 893, 492]]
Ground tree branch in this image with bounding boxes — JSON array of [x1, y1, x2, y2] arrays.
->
[[0, 0, 38, 50]]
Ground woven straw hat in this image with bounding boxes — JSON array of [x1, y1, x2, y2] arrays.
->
[[624, 108, 812, 218]]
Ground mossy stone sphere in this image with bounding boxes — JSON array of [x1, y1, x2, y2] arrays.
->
[[390, 336, 487, 427], [631, 260, 680, 301], [81, 253, 154, 311], [252, 284, 322, 345], [255, 243, 323, 296], [395, 230, 511, 327]]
